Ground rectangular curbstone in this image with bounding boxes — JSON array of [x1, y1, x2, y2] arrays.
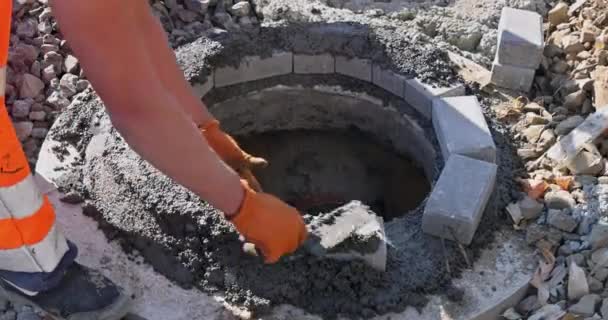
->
[[422, 154, 497, 245], [496, 7, 543, 69], [192, 72, 214, 98], [404, 79, 465, 119], [214, 52, 293, 87], [433, 96, 496, 163], [335, 56, 372, 82], [372, 65, 407, 98], [294, 54, 334, 74], [490, 59, 535, 92]]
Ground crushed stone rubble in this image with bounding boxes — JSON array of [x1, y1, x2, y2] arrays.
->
[[497, 0, 608, 318]]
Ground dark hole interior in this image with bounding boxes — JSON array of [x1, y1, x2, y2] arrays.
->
[[238, 129, 430, 220]]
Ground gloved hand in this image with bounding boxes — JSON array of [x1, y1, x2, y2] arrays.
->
[[230, 180, 308, 263], [200, 120, 267, 191]]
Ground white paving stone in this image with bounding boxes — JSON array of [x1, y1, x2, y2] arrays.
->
[[214, 52, 293, 87], [335, 56, 372, 82], [432, 96, 496, 163], [496, 7, 544, 69], [372, 65, 406, 97], [294, 54, 334, 74], [404, 78, 465, 119], [490, 59, 536, 92], [422, 154, 497, 245]]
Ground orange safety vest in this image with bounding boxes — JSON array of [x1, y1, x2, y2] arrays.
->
[[0, 1, 68, 289]]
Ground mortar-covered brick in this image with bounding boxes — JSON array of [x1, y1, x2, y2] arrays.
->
[[496, 7, 543, 69], [372, 65, 407, 98], [422, 154, 497, 245], [294, 54, 335, 74], [432, 96, 496, 163], [335, 56, 372, 82], [404, 79, 465, 119], [214, 52, 293, 87], [490, 59, 535, 92]]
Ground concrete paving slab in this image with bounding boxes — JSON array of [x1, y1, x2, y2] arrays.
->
[[214, 52, 293, 87], [490, 59, 536, 92], [294, 54, 334, 74], [372, 65, 407, 97], [496, 7, 543, 69], [422, 154, 497, 245], [335, 56, 372, 82], [404, 78, 465, 119], [432, 96, 496, 163]]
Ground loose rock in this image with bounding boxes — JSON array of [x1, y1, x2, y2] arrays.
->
[[569, 293, 601, 316], [19, 74, 44, 99], [569, 261, 590, 301], [545, 190, 576, 209]]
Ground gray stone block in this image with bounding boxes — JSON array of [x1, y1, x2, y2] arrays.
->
[[335, 56, 372, 82], [214, 52, 293, 87], [192, 72, 214, 98], [432, 96, 496, 163], [294, 54, 334, 74], [422, 154, 497, 245], [496, 7, 543, 69], [490, 59, 536, 92], [372, 65, 407, 97], [404, 78, 465, 119]]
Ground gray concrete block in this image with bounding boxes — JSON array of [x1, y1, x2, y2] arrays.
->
[[294, 54, 334, 74], [372, 65, 407, 97], [490, 59, 535, 92], [432, 96, 496, 163], [214, 52, 293, 87], [404, 78, 465, 119], [422, 154, 497, 245], [335, 56, 372, 82], [496, 7, 543, 69], [192, 72, 214, 98]]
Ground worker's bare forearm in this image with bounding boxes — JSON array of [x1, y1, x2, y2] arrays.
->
[[133, 1, 214, 126], [50, 0, 244, 214]]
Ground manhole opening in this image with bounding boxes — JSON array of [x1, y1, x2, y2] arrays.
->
[[237, 128, 430, 220]]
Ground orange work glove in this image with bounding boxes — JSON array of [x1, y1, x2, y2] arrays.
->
[[231, 180, 308, 263], [200, 120, 267, 191]]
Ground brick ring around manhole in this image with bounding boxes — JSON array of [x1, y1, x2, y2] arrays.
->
[[38, 22, 535, 320]]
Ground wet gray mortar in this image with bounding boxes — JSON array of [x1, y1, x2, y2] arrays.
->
[[47, 22, 523, 319]]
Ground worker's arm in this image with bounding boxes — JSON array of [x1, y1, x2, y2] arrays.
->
[[131, 1, 267, 191], [49, 0, 243, 214], [50, 0, 307, 262]]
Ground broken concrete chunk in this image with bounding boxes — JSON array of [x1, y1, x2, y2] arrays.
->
[[432, 96, 496, 163], [528, 304, 566, 320], [555, 115, 585, 136], [547, 108, 608, 165], [567, 144, 604, 176], [569, 261, 590, 301], [496, 7, 544, 69], [519, 196, 544, 220], [303, 201, 387, 271], [548, 2, 569, 26], [547, 209, 578, 231], [422, 154, 497, 245], [545, 190, 576, 209], [590, 221, 608, 250], [569, 294, 601, 316], [591, 66, 608, 108]]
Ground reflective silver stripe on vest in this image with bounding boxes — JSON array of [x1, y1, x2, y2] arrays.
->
[[0, 66, 5, 97], [0, 224, 69, 273], [0, 174, 44, 219]]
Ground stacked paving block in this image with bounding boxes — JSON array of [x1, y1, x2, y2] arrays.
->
[[424, 95, 497, 244], [491, 7, 543, 92]]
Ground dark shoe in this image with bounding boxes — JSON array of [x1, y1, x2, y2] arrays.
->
[[0, 263, 131, 320]]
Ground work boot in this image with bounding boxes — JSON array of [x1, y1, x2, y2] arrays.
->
[[0, 263, 131, 320]]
